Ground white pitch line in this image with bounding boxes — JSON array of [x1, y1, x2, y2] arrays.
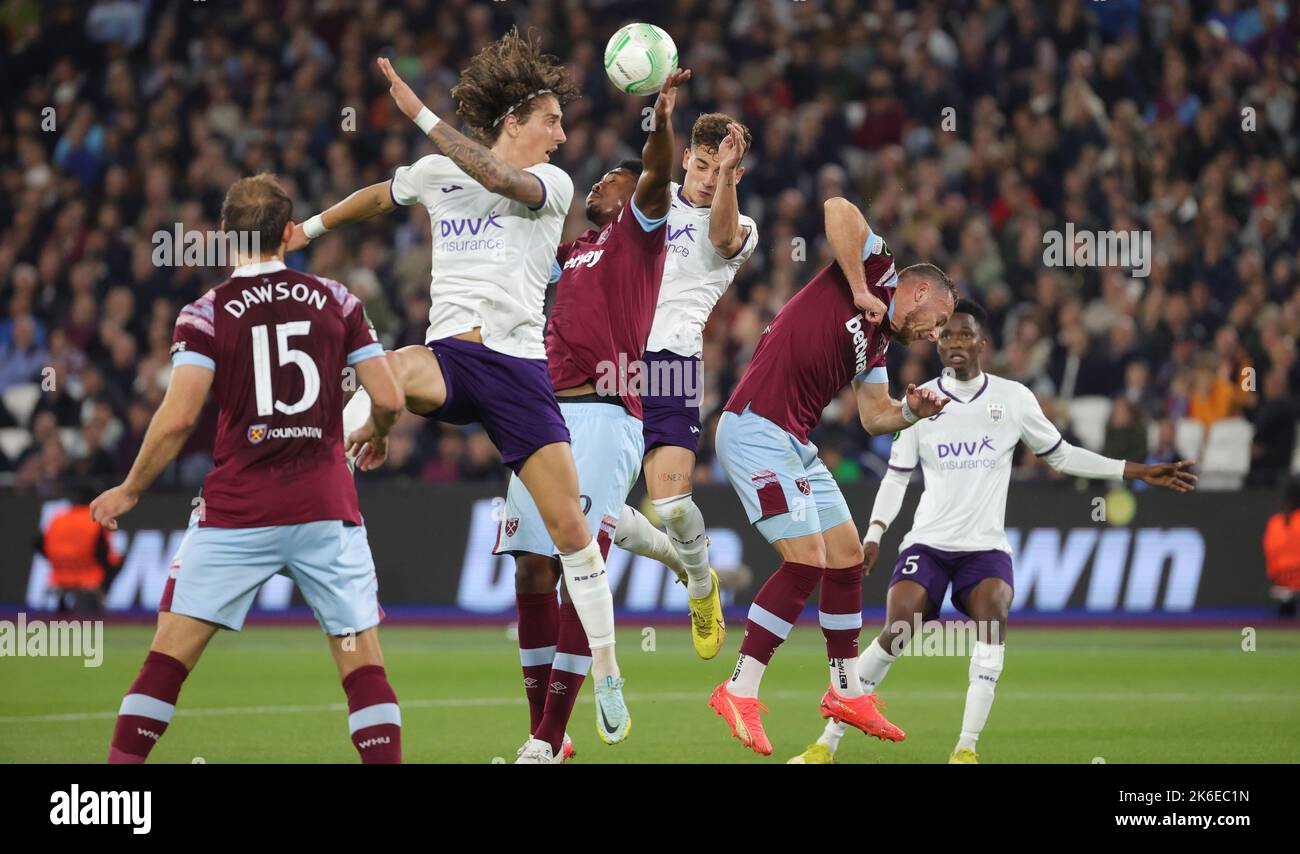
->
[[3, 689, 1298, 725]]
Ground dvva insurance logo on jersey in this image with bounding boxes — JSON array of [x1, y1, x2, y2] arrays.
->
[[437, 212, 505, 252]]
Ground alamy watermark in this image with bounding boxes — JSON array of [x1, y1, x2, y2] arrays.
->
[[1042, 223, 1151, 277], [0, 613, 104, 667], [151, 225, 261, 268], [594, 354, 701, 403], [882, 615, 1002, 657]]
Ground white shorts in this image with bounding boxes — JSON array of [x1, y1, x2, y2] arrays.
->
[[715, 406, 852, 544], [493, 401, 644, 558], [164, 510, 381, 635]]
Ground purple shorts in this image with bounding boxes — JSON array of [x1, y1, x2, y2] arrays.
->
[[640, 350, 703, 454], [888, 544, 1014, 621], [425, 337, 570, 473]]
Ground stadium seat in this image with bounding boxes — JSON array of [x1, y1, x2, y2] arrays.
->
[[58, 428, 81, 456], [1, 383, 42, 426], [1198, 417, 1253, 491], [1067, 396, 1112, 452], [1174, 418, 1205, 461], [0, 427, 32, 461]]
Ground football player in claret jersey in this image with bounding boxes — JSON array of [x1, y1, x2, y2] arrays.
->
[[791, 301, 1197, 764], [498, 68, 691, 764], [611, 114, 758, 661], [91, 174, 406, 763], [709, 197, 956, 756]]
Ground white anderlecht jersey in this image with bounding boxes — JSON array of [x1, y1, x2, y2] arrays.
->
[[391, 155, 573, 359], [889, 372, 1067, 554], [644, 182, 757, 357]]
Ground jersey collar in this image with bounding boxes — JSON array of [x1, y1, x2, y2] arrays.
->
[[937, 372, 989, 403], [232, 259, 286, 278]]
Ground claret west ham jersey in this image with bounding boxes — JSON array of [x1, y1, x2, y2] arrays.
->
[[546, 196, 669, 419], [725, 229, 899, 443], [171, 259, 383, 528]]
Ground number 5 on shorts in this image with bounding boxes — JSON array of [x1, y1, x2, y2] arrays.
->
[[901, 554, 919, 575]]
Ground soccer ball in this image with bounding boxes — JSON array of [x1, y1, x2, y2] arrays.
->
[[604, 23, 678, 96]]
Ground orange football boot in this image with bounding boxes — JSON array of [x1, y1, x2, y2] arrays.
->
[[819, 688, 906, 742], [708, 681, 773, 755]]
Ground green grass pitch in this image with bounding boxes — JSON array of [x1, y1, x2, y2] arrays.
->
[[3, 624, 1298, 763]]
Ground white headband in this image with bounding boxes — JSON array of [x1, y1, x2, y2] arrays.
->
[[493, 89, 553, 127]]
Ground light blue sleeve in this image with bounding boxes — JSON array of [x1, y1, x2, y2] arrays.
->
[[172, 351, 215, 372], [629, 196, 668, 232], [346, 343, 385, 366], [861, 227, 884, 260], [549, 258, 563, 284], [854, 365, 888, 384]]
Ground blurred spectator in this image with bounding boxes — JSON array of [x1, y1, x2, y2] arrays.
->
[[1146, 418, 1182, 467], [1264, 478, 1300, 618], [1249, 369, 1300, 487], [1102, 396, 1149, 464], [0, 0, 1296, 490], [0, 314, 48, 393]]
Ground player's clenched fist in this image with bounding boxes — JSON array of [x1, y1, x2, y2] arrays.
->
[[286, 222, 310, 252], [90, 485, 138, 531], [855, 291, 888, 325], [346, 424, 389, 472]]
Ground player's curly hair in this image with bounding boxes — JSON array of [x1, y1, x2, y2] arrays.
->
[[691, 113, 752, 160], [451, 27, 581, 144]]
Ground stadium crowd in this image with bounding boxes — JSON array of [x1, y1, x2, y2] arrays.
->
[[1, 0, 1296, 496]]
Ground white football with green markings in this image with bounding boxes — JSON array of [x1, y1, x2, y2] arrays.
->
[[604, 23, 678, 96]]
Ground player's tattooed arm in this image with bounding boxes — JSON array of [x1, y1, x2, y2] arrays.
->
[[90, 365, 214, 529], [854, 379, 949, 436], [708, 122, 747, 257], [825, 197, 887, 325], [426, 122, 545, 205], [635, 68, 692, 220], [377, 57, 545, 207]]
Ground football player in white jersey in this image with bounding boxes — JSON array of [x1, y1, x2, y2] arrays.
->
[[790, 299, 1197, 764], [289, 32, 630, 747], [610, 114, 759, 659]]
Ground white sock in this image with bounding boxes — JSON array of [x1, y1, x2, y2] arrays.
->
[[820, 639, 898, 749], [615, 504, 685, 578], [857, 638, 898, 694], [829, 657, 862, 697], [653, 494, 711, 598], [343, 387, 371, 435], [558, 539, 618, 679], [727, 653, 765, 698], [817, 718, 846, 750], [957, 641, 1004, 751]]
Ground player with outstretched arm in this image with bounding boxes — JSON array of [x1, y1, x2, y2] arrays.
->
[[500, 68, 691, 763], [93, 174, 406, 763], [611, 114, 759, 660], [709, 197, 955, 755], [291, 33, 635, 741], [791, 299, 1197, 764]]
